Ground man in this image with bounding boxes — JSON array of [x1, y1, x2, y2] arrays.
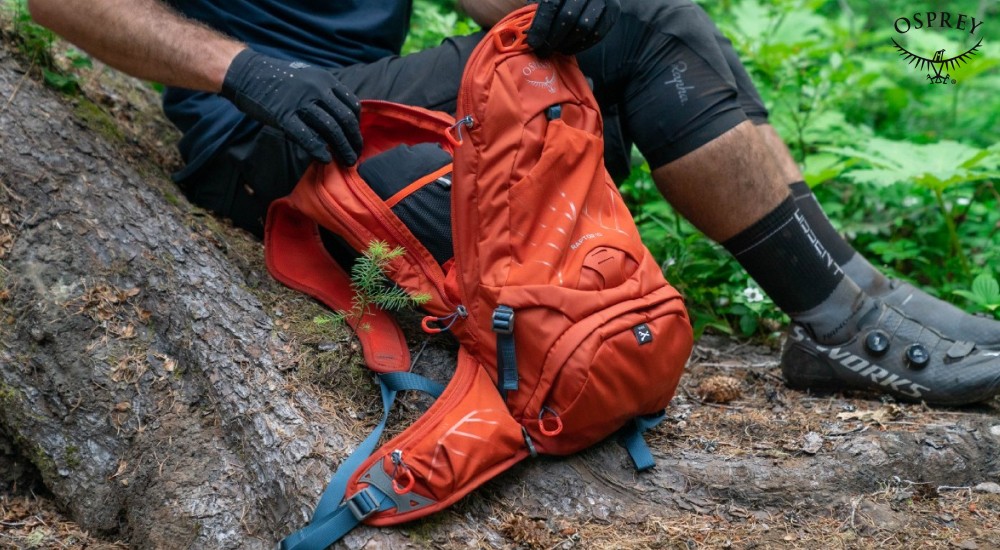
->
[[27, 0, 1000, 405]]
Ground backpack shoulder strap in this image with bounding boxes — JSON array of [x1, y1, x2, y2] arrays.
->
[[265, 198, 411, 373]]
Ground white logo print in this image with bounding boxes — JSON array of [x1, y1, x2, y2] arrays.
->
[[790, 326, 931, 399], [664, 61, 695, 105], [523, 61, 558, 94], [289, 61, 310, 69]]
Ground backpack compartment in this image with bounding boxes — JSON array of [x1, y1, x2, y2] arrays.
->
[[285, 101, 459, 318], [346, 350, 529, 526], [511, 283, 691, 455], [451, 11, 693, 456]]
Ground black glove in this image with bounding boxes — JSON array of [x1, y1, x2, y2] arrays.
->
[[221, 49, 363, 165], [526, 0, 621, 57]]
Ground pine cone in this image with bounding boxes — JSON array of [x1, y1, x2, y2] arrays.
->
[[697, 375, 742, 403]]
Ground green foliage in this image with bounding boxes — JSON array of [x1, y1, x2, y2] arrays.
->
[[401, 0, 999, 340], [403, 0, 480, 56], [619, 0, 1000, 340], [3, 0, 91, 93], [621, 167, 788, 341], [953, 273, 1000, 318], [314, 241, 431, 332]]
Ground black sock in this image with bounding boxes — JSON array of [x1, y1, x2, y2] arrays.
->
[[723, 195, 845, 314], [724, 195, 877, 343], [788, 181, 891, 296]]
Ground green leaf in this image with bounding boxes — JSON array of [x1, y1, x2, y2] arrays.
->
[[971, 274, 1000, 303]]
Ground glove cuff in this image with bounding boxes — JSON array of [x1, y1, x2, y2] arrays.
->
[[221, 48, 258, 100]]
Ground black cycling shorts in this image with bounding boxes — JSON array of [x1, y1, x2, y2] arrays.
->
[[180, 0, 769, 237]]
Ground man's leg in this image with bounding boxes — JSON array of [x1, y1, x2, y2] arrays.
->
[[579, 0, 1000, 404], [754, 123, 1000, 348]]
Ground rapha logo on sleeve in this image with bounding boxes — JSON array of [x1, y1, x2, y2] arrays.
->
[[892, 12, 985, 84]]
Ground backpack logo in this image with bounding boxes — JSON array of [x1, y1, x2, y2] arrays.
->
[[891, 12, 984, 84], [523, 61, 558, 93], [633, 324, 653, 345]]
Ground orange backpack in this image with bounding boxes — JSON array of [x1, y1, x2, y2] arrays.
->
[[265, 7, 693, 548]]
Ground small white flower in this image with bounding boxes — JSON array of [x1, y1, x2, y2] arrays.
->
[[902, 196, 920, 208], [742, 286, 764, 303]]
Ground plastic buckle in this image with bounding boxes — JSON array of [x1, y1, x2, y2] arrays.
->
[[345, 489, 380, 521], [492, 305, 515, 335]]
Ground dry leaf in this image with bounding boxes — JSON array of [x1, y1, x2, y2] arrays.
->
[[836, 404, 904, 425]]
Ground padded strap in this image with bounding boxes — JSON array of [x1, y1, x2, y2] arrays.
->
[[617, 411, 667, 472], [265, 198, 410, 373], [280, 372, 444, 550]]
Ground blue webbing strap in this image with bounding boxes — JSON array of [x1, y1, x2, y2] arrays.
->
[[617, 411, 667, 472], [280, 372, 444, 550], [492, 306, 518, 395], [281, 486, 392, 550]]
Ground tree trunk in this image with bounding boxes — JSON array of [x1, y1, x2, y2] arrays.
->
[[1, 42, 999, 549]]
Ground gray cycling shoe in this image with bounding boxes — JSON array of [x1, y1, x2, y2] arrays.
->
[[782, 300, 1000, 406], [878, 279, 1000, 350]]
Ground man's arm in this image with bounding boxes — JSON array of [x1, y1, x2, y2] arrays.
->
[[28, 0, 243, 92], [28, 0, 362, 165], [457, 0, 522, 28]]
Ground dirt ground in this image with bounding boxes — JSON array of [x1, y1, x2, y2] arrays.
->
[[3, 335, 999, 549], [2, 13, 999, 550]]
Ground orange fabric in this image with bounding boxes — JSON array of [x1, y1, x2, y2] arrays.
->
[[355, 349, 529, 526], [282, 101, 461, 322], [266, 5, 693, 530], [264, 199, 410, 373], [450, 6, 693, 455]]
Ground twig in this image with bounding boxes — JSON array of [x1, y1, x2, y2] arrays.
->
[[0, 521, 29, 527], [681, 385, 745, 411], [409, 338, 430, 370], [694, 361, 779, 370], [0, 179, 26, 204], [936, 485, 972, 496], [0, 62, 32, 115]]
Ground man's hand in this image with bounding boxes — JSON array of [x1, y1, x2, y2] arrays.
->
[[527, 0, 621, 57], [222, 49, 363, 165]]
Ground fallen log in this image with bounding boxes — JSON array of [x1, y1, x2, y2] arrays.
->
[[1, 40, 998, 549]]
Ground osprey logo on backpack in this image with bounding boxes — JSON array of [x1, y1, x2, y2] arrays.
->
[[265, 6, 693, 549], [522, 60, 559, 93]]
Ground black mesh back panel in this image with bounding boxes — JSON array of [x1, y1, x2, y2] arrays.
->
[[357, 143, 454, 265]]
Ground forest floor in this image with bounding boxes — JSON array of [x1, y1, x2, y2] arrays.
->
[[3, 336, 999, 549], [2, 13, 999, 550]]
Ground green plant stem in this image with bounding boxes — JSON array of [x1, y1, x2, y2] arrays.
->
[[934, 188, 971, 277]]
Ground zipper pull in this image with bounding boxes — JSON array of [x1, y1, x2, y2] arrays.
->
[[421, 305, 468, 334], [447, 115, 475, 146]]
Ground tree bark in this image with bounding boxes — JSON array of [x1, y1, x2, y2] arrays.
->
[[1, 41, 999, 549]]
